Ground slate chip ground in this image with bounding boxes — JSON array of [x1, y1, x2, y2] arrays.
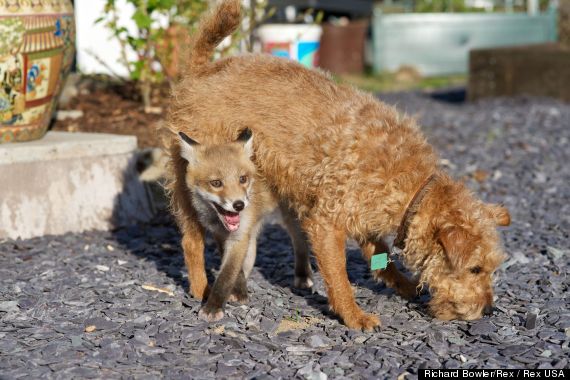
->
[[1, 92, 569, 378]]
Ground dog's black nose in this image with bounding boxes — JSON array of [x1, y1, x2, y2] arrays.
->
[[233, 200, 245, 212], [483, 304, 495, 316]]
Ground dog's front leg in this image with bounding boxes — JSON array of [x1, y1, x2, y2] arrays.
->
[[171, 146, 209, 301], [198, 233, 250, 322], [304, 219, 380, 330], [181, 227, 208, 300], [360, 240, 419, 300]]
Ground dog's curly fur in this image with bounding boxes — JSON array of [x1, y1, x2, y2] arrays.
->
[[163, 0, 511, 330]]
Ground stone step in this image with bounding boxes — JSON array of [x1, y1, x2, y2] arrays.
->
[[0, 131, 156, 239]]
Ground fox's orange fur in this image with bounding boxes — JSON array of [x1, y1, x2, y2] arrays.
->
[[175, 132, 276, 321], [163, 0, 511, 330]]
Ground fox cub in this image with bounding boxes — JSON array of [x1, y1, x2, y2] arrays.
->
[[175, 128, 278, 321]]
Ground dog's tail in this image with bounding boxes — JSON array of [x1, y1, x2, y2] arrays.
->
[[188, 0, 242, 74]]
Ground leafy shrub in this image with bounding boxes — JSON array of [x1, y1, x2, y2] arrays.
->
[[96, 0, 273, 111]]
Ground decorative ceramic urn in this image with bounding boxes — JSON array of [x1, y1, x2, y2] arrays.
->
[[0, 0, 75, 143]]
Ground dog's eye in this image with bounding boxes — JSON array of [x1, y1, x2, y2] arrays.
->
[[239, 175, 248, 184], [470, 266, 482, 275], [210, 180, 222, 188]]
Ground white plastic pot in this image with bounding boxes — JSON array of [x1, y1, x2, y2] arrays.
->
[[257, 24, 323, 68]]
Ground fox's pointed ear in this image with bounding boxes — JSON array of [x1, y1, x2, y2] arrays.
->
[[236, 128, 253, 158], [485, 204, 511, 227], [178, 132, 199, 164]]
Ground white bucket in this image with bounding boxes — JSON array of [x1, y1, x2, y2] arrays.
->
[[257, 24, 323, 68]]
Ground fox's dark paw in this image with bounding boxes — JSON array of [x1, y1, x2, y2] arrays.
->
[[228, 283, 248, 304], [198, 306, 224, 322], [294, 275, 314, 290]]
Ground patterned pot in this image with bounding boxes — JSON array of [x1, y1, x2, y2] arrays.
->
[[0, 0, 75, 144]]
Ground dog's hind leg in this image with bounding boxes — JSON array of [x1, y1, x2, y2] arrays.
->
[[303, 217, 380, 330], [280, 203, 313, 289], [360, 240, 419, 300]]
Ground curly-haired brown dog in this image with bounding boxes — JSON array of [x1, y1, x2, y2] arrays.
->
[[165, 0, 511, 330]]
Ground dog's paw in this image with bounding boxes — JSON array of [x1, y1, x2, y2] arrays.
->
[[344, 311, 381, 331], [397, 281, 420, 300], [198, 306, 224, 322], [373, 270, 419, 301], [294, 275, 314, 290]]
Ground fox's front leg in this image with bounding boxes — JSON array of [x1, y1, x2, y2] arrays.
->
[[227, 270, 249, 304], [214, 233, 255, 305], [228, 219, 263, 303], [198, 233, 250, 322]]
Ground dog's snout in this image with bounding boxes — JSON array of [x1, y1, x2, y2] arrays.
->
[[233, 200, 245, 212], [483, 304, 495, 316]]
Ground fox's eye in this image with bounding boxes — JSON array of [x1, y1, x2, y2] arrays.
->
[[470, 266, 482, 275], [210, 180, 222, 188], [239, 175, 248, 184]]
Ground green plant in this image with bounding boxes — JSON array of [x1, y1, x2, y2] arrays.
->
[[414, 0, 484, 13], [96, 0, 274, 112], [97, 1, 181, 111], [285, 308, 302, 323]]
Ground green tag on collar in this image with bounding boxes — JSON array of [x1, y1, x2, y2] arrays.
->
[[371, 253, 388, 271]]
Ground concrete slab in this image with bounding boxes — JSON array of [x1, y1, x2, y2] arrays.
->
[[0, 131, 137, 164], [0, 132, 155, 239]]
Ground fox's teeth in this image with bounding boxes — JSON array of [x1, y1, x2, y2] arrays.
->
[[211, 202, 241, 232], [212, 202, 237, 215]]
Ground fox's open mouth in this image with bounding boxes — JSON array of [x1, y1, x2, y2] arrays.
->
[[212, 202, 240, 232]]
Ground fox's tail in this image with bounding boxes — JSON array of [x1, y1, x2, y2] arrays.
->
[[188, 0, 242, 75]]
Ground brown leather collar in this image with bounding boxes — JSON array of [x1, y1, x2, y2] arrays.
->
[[393, 173, 437, 250]]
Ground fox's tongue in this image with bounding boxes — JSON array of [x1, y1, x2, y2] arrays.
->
[[224, 213, 240, 232]]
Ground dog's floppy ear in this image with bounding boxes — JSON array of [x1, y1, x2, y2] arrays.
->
[[178, 132, 199, 164], [485, 204, 511, 227], [437, 226, 474, 270], [236, 128, 253, 158]]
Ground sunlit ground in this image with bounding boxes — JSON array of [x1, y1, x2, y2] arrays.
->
[[338, 71, 467, 93]]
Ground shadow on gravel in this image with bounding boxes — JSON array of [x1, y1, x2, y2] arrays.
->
[[427, 87, 466, 104], [108, 218, 335, 316], [109, 214, 429, 322], [107, 159, 430, 320], [112, 218, 185, 287], [256, 224, 431, 319]]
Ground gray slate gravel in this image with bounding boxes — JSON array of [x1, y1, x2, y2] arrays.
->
[[1, 92, 569, 378]]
